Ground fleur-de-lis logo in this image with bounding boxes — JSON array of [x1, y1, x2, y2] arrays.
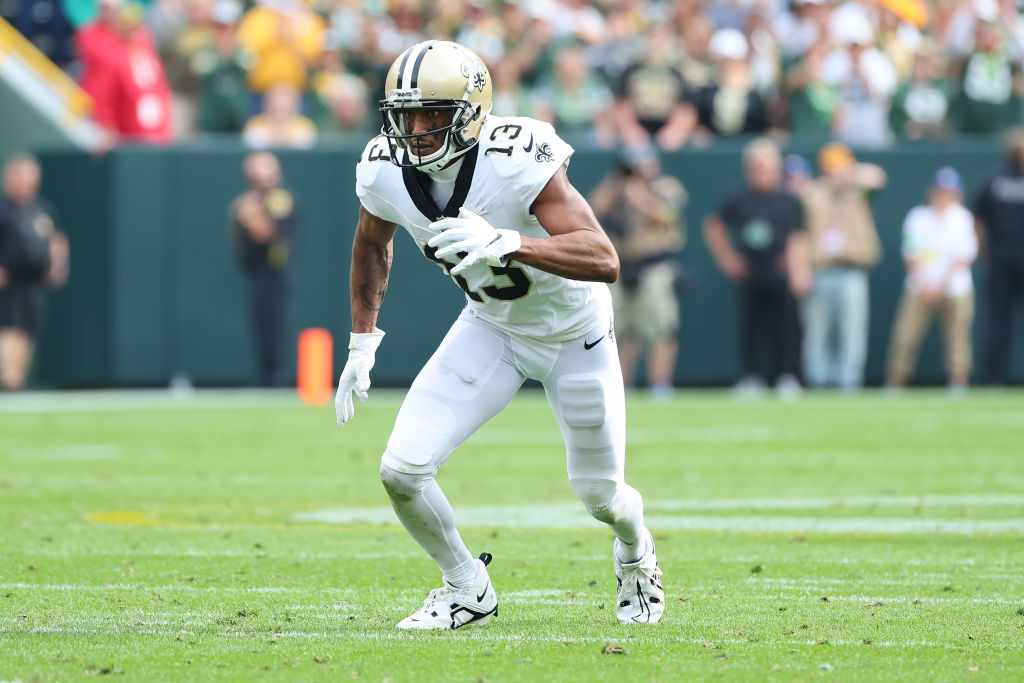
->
[[461, 60, 487, 92]]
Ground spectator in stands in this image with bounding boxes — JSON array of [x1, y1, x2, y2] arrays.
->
[[953, 16, 1022, 135], [704, 138, 808, 397], [230, 152, 296, 387], [3, 0, 76, 70], [591, 146, 687, 398], [972, 128, 1024, 385], [677, 14, 715, 90], [76, 0, 173, 145], [687, 28, 770, 139], [889, 49, 955, 139], [0, 155, 69, 390], [242, 84, 316, 148], [801, 142, 886, 389], [307, 48, 375, 139], [785, 39, 839, 135], [614, 24, 691, 151], [533, 45, 615, 145], [886, 167, 977, 391], [823, 5, 898, 147], [194, 0, 250, 133], [237, 0, 324, 107], [772, 0, 828, 62], [490, 57, 535, 118]]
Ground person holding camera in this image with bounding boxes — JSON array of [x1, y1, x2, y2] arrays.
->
[[591, 146, 687, 397]]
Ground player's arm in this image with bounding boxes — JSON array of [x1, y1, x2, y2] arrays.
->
[[350, 206, 397, 333], [512, 165, 620, 283], [336, 206, 397, 427]]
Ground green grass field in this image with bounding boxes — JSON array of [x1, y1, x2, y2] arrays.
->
[[2, 389, 1023, 682]]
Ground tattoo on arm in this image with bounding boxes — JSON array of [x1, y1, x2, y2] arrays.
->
[[357, 244, 391, 312]]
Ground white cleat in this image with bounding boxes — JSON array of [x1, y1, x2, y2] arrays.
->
[[614, 536, 664, 624], [396, 553, 498, 630]]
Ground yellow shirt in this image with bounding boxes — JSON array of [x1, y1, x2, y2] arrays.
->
[[237, 6, 324, 93]]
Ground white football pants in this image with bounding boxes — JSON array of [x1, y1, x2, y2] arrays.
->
[[379, 307, 647, 584]]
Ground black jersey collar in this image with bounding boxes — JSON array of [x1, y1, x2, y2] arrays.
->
[[402, 144, 479, 221]]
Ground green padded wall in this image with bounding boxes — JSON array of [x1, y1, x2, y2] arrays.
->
[[32, 139, 1024, 387]]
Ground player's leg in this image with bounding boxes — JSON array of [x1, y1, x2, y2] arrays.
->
[[542, 319, 663, 624], [379, 314, 523, 628]]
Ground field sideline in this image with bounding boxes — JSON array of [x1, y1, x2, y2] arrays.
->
[[1, 389, 1023, 681]]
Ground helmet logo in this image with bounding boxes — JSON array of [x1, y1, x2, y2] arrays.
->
[[461, 60, 487, 92]]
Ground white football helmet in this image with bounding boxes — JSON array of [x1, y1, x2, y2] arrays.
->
[[379, 40, 493, 173]]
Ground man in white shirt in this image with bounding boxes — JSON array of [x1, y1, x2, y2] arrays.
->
[[886, 167, 978, 389]]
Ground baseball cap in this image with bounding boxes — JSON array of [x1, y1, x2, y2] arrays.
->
[[932, 166, 963, 192], [708, 28, 749, 61], [818, 142, 855, 173]]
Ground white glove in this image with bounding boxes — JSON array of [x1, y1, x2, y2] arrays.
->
[[335, 328, 385, 427], [427, 208, 522, 275]]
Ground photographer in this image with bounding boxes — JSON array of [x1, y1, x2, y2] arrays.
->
[[229, 152, 297, 387], [591, 146, 687, 397]]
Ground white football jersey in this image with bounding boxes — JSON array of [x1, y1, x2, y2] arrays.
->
[[355, 115, 610, 342]]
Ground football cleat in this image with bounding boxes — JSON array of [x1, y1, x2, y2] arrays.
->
[[614, 535, 664, 624], [396, 553, 498, 630]]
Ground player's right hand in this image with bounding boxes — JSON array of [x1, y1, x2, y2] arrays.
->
[[335, 328, 385, 427]]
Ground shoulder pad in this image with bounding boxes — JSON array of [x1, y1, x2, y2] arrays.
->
[[355, 135, 392, 192], [479, 117, 571, 179]]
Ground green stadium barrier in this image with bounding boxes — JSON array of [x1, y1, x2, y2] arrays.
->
[[32, 138, 1024, 388]]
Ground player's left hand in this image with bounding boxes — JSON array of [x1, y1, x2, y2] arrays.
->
[[428, 208, 522, 275]]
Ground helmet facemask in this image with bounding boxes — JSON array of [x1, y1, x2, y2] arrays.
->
[[379, 97, 483, 172]]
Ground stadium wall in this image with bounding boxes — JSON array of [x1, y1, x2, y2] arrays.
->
[[33, 139, 1024, 388]]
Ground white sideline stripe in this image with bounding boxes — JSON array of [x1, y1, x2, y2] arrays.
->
[[1, 444, 123, 461], [472, 425, 778, 444], [3, 625, 1021, 651], [294, 499, 1024, 535]]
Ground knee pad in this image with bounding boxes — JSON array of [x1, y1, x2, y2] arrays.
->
[[379, 463, 432, 502]]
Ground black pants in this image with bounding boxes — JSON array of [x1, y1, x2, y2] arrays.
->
[[246, 270, 288, 387], [981, 259, 1024, 385], [739, 281, 801, 382]]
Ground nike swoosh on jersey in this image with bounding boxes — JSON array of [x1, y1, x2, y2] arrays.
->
[[583, 336, 605, 350], [523, 134, 534, 153]]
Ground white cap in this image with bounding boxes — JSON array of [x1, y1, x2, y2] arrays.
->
[[830, 5, 874, 46], [708, 28, 749, 61]]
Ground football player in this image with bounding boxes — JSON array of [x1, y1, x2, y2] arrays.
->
[[336, 40, 663, 629]]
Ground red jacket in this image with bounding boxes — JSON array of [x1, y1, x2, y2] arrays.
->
[[76, 22, 173, 144]]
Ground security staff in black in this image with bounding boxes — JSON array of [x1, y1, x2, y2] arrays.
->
[[0, 154, 69, 390], [972, 130, 1024, 385], [230, 152, 296, 387]]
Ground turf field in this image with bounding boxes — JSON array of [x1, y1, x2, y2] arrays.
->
[[1, 389, 1023, 682]]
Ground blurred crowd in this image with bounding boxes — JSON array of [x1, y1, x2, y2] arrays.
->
[[5, 0, 1024, 148]]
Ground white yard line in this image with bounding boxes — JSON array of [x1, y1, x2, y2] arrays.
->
[[294, 500, 1024, 535]]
